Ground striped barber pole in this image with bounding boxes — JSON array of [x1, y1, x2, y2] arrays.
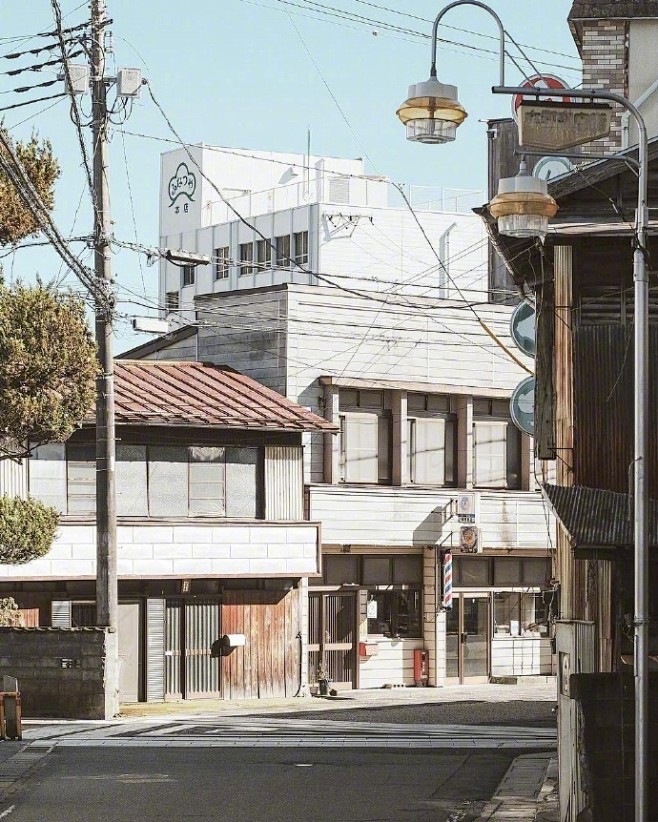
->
[[442, 551, 453, 610]]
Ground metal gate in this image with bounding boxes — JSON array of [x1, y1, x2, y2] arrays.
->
[[308, 592, 357, 690], [165, 598, 221, 699]]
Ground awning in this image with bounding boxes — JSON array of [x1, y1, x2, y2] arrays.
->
[[542, 483, 658, 556]]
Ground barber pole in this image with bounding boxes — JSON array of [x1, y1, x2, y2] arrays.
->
[[442, 551, 453, 609]]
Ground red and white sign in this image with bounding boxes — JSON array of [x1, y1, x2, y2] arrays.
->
[[512, 74, 574, 120]]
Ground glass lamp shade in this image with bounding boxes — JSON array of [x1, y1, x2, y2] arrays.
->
[[489, 171, 558, 241], [497, 213, 550, 241], [396, 79, 467, 144]]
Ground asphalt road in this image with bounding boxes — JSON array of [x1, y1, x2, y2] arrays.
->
[[0, 746, 523, 822]]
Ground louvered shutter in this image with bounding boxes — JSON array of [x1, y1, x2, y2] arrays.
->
[[146, 598, 166, 702], [51, 600, 72, 628]]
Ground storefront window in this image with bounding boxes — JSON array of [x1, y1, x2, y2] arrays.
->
[[493, 592, 548, 637], [367, 589, 421, 638]]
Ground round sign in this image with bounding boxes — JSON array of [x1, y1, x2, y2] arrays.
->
[[533, 156, 574, 182], [512, 74, 574, 120], [510, 376, 535, 436], [510, 302, 536, 358]]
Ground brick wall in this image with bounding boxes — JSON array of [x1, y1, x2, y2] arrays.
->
[[0, 627, 118, 719], [580, 20, 627, 152]]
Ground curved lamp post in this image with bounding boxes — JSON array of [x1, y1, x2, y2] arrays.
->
[[397, 3, 650, 819]]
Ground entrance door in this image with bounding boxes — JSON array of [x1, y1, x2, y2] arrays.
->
[[165, 598, 221, 699], [446, 594, 490, 684], [118, 601, 142, 703], [308, 592, 357, 690]]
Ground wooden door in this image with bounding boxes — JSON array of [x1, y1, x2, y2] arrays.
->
[[165, 598, 221, 700], [222, 589, 300, 700], [308, 592, 357, 691]]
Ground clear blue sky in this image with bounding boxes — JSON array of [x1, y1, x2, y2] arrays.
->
[[0, 0, 578, 352]]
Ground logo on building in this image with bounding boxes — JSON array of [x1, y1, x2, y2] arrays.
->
[[168, 162, 196, 208]]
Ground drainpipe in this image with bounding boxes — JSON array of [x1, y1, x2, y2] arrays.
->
[[438, 221, 457, 293], [622, 76, 658, 148]]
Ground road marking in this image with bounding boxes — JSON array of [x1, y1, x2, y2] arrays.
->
[[0, 805, 16, 819], [294, 764, 313, 767]]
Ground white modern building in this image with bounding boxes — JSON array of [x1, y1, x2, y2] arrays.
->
[[144, 145, 556, 691]]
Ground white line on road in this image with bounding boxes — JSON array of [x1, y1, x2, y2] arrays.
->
[[0, 805, 16, 819]]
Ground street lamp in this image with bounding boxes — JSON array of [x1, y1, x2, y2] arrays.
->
[[489, 159, 558, 241], [398, 2, 650, 819]]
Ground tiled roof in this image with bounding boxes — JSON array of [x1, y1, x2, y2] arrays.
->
[[92, 360, 337, 433], [542, 484, 658, 548], [569, 1, 658, 18]]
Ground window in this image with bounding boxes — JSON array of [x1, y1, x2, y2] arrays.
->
[[214, 247, 230, 279], [493, 557, 550, 587], [293, 231, 309, 266], [407, 394, 455, 486], [324, 555, 359, 586], [239, 242, 254, 276], [182, 265, 195, 287], [275, 234, 291, 267], [339, 390, 390, 484], [473, 398, 521, 489], [116, 445, 147, 516], [256, 239, 272, 270], [493, 592, 549, 637], [165, 291, 179, 312], [66, 444, 96, 515], [367, 590, 421, 638]]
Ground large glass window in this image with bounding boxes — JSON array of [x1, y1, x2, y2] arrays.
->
[[256, 239, 272, 270], [407, 393, 456, 486], [473, 398, 521, 489], [367, 590, 421, 638], [293, 231, 309, 266], [339, 390, 391, 484], [239, 242, 254, 276], [493, 592, 549, 637]]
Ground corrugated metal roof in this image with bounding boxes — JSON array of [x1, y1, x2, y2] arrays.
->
[[90, 361, 337, 433], [542, 483, 658, 547]]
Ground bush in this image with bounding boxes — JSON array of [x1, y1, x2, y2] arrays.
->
[[0, 496, 59, 564]]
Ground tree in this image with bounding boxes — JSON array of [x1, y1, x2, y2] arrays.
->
[[0, 130, 59, 246], [0, 281, 97, 451]]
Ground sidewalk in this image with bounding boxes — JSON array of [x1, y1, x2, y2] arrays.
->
[[478, 753, 559, 821], [119, 680, 557, 720]]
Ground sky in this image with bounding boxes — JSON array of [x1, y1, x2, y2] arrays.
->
[[0, 0, 579, 352]]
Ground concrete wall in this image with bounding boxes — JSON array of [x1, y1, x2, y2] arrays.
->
[[0, 627, 118, 719]]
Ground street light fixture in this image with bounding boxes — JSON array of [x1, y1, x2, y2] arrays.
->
[[396, 79, 466, 144], [489, 159, 558, 241], [399, 2, 650, 818]]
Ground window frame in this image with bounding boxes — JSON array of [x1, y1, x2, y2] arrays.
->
[[181, 265, 195, 287], [256, 238, 273, 270], [239, 241, 255, 276], [214, 246, 230, 280], [293, 231, 309, 266], [165, 291, 179, 312], [275, 234, 291, 268]]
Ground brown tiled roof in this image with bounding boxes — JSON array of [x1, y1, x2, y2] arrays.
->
[[569, 1, 658, 18], [91, 360, 336, 433]]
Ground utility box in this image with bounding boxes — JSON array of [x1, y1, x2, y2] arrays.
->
[[358, 641, 379, 658], [413, 649, 429, 687]]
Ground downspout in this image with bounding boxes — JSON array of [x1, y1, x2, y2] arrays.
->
[[621, 76, 658, 148], [438, 221, 457, 294]]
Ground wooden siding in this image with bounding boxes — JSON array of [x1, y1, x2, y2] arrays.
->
[[358, 638, 424, 688], [309, 485, 554, 551], [221, 588, 300, 699], [491, 638, 553, 677], [264, 446, 303, 520], [196, 287, 288, 395]]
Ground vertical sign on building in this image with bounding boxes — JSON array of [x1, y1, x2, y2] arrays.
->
[[442, 551, 453, 610]]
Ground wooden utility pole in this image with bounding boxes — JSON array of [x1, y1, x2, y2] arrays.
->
[[91, 0, 117, 642]]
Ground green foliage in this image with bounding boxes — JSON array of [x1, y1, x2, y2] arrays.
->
[[0, 282, 97, 445], [0, 131, 60, 246], [0, 496, 59, 565], [0, 596, 24, 626]]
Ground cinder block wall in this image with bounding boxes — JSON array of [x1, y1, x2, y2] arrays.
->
[[580, 20, 628, 152], [0, 627, 118, 719]]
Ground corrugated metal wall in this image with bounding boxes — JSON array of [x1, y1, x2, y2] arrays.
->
[[264, 446, 303, 520], [0, 443, 27, 498]]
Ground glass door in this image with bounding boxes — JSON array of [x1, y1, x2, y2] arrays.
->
[[445, 594, 490, 684]]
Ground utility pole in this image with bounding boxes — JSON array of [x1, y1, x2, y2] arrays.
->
[[91, 0, 118, 655]]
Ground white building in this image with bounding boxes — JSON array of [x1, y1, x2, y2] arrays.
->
[[145, 145, 556, 691]]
